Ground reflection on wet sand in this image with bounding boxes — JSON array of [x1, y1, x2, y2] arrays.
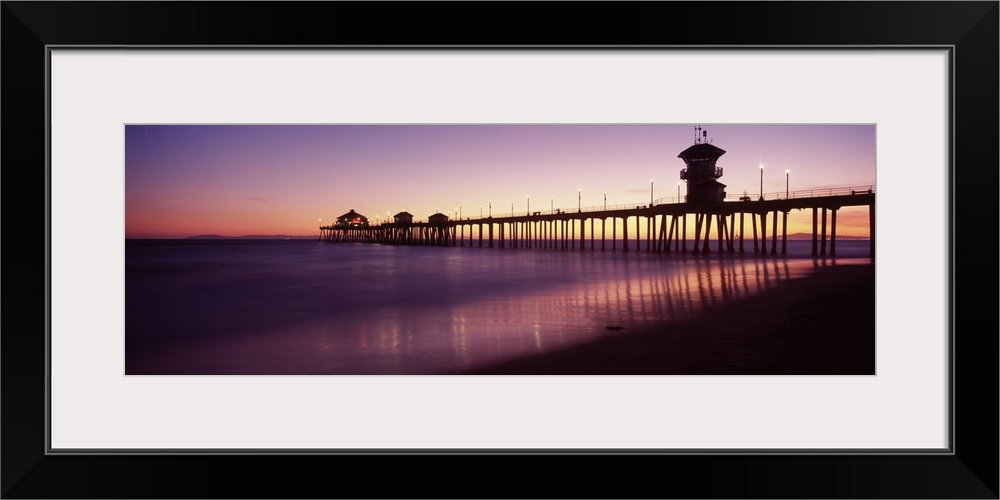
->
[[464, 259, 876, 375], [341, 257, 853, 374]]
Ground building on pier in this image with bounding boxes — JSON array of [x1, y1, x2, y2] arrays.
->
[[393, 211, 414, 224], [336, 209, 369, 227], [428, 212, 450, 225], [678, 128, 727, 202]]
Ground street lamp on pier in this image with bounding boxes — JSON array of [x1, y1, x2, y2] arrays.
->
[[650, 179, 654, 206], [489, 201, 491, 217], [759, 163, 765, 201], [785, 170, 790, 199], [527, 196, 530, 216], [578, 188, 581, 212], [604, 191, 607, 211], [677, 182, 681, 203]]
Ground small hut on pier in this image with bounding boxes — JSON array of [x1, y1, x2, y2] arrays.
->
[[393, 211, 414, 225], [428, 212, 449, 225], [336, 209, 369, 227]]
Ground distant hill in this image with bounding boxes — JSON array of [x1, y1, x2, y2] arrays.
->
[[186, 234, 316, 240]]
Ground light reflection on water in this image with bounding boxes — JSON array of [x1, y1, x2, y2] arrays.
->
[[125, 239, 870, 375]]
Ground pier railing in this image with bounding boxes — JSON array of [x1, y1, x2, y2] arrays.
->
[[654, 185, 875, 205], [374, 185, 875, 223]]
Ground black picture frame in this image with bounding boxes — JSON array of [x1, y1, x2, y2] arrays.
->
[[3, 2, 997, 498]]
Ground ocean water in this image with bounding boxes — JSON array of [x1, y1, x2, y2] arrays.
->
[[125, 239, 871, 375]]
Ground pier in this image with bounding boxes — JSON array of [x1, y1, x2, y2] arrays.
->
[[319, 186, 875, 259], [319, 130, 874, 259]]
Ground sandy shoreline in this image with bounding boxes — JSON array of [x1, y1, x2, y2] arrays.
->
[[461, 262, 876, 375]]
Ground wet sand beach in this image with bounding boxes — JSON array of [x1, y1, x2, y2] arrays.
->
[[461, 263, 876, 375]]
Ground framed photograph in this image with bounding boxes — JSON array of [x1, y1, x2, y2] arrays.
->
[[4, 2, 996, 498]]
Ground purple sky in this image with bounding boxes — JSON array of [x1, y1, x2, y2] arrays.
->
[[125, 124, 875, 238]]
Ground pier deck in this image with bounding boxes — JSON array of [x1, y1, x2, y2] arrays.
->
[[320, 187, 874, 258]]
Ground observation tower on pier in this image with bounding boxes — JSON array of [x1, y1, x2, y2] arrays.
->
[[678, 127, 727, 203]]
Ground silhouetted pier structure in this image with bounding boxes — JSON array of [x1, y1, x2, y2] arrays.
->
[[319, 187, 874, 259], [319, 129, 874, 258]]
